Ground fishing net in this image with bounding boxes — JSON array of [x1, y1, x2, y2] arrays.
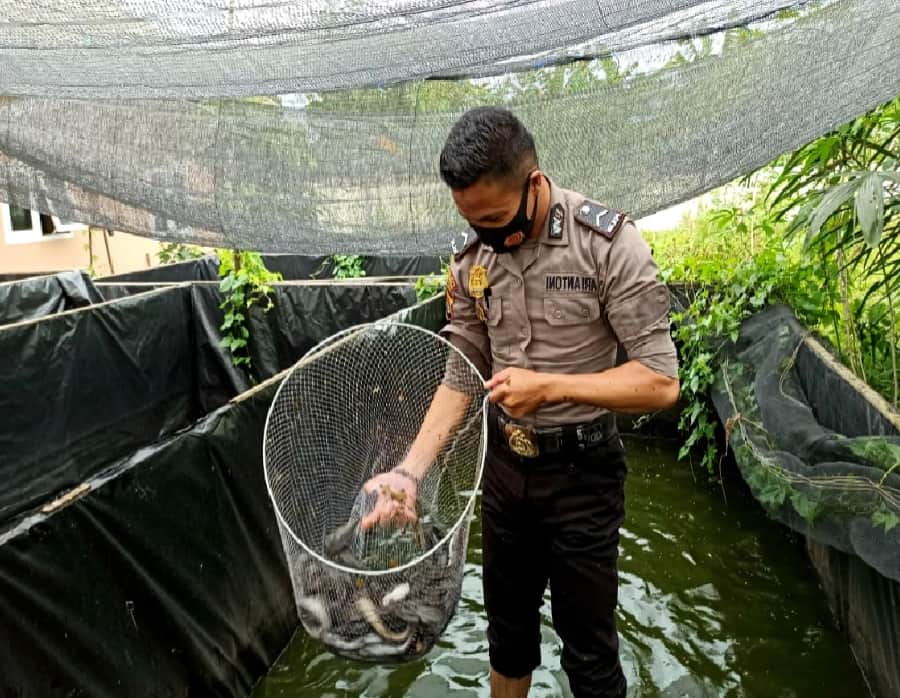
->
[[1, 1, 898, 253], [263, 321, 487, 662], [710, 305, 900, 583]]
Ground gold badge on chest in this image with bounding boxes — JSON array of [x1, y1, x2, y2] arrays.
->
[[469, 265, 489, 322], [468, 265, 488, 298]]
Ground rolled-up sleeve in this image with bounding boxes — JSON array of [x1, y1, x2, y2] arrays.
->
[[602, 222, 678, 378], [439, 260, 491, 385]]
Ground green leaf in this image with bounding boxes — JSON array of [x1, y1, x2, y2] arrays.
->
[[807, 179, 861, 242], [758, 477, 789, 507], [854, 173, 884, 248], [790, 491, 820, 524], [872, 508, 899, 532]]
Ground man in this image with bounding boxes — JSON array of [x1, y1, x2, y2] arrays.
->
[[362, 106, 679, 697]]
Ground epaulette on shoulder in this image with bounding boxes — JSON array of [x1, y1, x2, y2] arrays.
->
[[574, 200, 626, 240], [450, 229, 479, 261]]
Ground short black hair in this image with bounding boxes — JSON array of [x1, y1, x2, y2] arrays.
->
[[439, 107, 538, 190]]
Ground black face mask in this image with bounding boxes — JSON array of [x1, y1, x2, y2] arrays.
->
[[469, 173, 537, 254]]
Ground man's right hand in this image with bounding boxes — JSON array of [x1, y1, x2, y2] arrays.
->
[[359, 469, 419, 531]]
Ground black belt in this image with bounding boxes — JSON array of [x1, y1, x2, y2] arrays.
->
[[488, 404, 617, 459]]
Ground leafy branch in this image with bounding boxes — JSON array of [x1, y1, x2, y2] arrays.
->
[[217, 249, 282, 372], [158, 241, 204, 264], [331, 254, 366, 279], [414, 257, 450, 302]]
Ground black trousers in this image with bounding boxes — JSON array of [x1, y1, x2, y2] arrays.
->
[[481, 430, 628, 698]]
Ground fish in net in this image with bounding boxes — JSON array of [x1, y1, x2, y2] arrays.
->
[[263, 321, 487, 662]]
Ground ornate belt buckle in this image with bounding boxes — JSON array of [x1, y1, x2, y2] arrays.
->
[[503, 423, 539, 458]]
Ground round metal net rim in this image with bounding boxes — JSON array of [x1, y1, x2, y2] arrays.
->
[[262, 319, 489, 578]]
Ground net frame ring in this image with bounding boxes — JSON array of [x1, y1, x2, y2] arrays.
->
[[262, 320, 489, 578]]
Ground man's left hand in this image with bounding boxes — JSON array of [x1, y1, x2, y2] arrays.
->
[[484, 367, 551, 418]]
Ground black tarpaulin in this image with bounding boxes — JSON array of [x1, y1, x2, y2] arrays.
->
[[0, 381, 295, 698], [97, 256, 221, 283], [709, 304, 900, 697], [807, 539, 900, 698], [710, 305, 900, 580], [241, 283, 420, 381], [261, 254, 442, 279], [0, 270, 103, 326], [94, 254, 443, 286], [0, 286, 201, 524], [0, 282, 417, 526], [0, 294, 438, 698]]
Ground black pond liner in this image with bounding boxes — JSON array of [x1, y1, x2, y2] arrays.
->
[[710, 304, 900, 698], [0, 281, 416, 528], [0, 270, 103, 326], [0, 287, 436, 698], [0, 254, 440, 325], [96, 254, 442, 285]]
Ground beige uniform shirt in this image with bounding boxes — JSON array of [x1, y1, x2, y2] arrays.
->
[[441, 178, 678, 427]]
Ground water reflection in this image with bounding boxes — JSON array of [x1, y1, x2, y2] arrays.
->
[[253, 437, 866, 697]]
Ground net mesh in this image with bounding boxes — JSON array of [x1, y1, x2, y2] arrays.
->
[[710, 305, 900, 583], [263, 321, 487, 662], [0, 0, 898, 254], [0, 1, 811, 99]]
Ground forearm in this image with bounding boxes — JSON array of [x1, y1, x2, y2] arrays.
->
[[543, 360, 679, 414], [399, 383, 473, 479]]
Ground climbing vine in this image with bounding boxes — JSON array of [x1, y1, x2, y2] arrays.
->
[[217, 249, 282, 372], [330, 254, 366, 279], [414, 258, 449, 303], [158, 241, 204, 264], [653, 192, 829, 476]]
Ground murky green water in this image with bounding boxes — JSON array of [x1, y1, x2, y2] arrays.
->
[[252, 436, 868, 697]]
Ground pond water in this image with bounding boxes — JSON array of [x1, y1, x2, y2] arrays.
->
[[252, 436, 868, 697]]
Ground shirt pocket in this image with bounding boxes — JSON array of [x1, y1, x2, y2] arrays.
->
[[544, 296, 601, 325], [482, 296, 503, 327]]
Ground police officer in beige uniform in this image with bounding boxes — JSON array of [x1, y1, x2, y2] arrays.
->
[[362, 107, 679, 698]]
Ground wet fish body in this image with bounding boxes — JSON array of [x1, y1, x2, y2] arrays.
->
[[295, 595, 329, 639], [323, 515, 360, 557], [382, 582, 410, 606], [355, 596, 411, 643], [292, 511, 463, 662]]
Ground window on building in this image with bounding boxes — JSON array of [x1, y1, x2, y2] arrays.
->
[[2, 203, 84, 244]]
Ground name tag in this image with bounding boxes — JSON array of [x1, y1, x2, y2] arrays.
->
[[545, 274, 598, 294]]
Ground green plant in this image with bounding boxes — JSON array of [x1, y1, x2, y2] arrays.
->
[[158, 241, 204, 264], [663, 223, 826, 476], [766, 97, 900, 405], [656, 97, 900, 476], [217, 249, 282, 372], [331, 254, 366, 279], [872, 504, 899, 532], [414, 257, 450, 302]]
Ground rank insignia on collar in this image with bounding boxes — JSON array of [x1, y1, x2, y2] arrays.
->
[[549, 203, 564, 239], [468, 265, 488, 298], [450, 230, 477, 260], [575, 200, 625, 240]]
